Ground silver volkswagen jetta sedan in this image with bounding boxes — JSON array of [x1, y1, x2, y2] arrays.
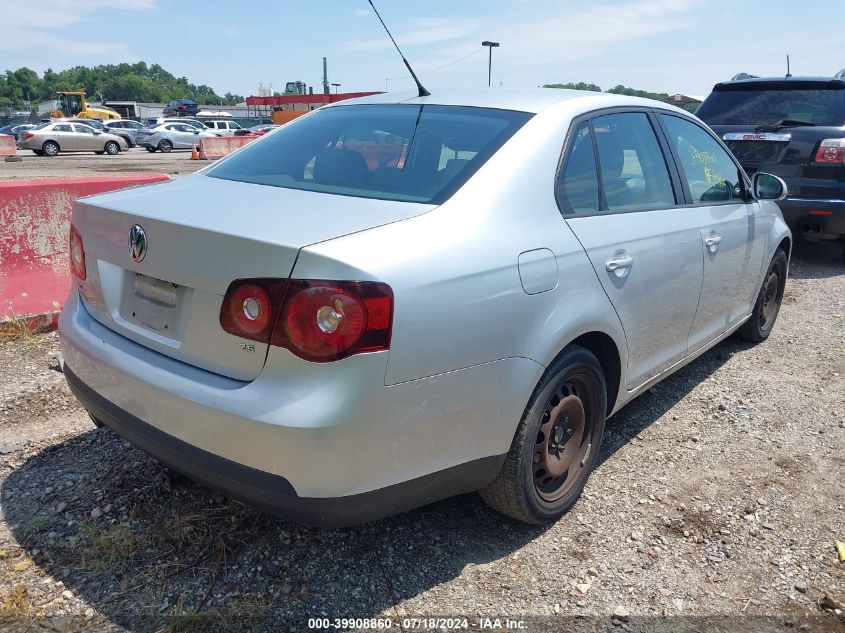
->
[[59, 90, 791, 526]]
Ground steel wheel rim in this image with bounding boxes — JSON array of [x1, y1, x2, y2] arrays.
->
[[759, 270, 779, 330], [533, 373, 596, 502], [45, 144, 57, 156]]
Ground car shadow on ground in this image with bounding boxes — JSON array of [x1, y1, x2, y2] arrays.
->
[[788, 238, 843, 280], [1, 340, 741, 632]]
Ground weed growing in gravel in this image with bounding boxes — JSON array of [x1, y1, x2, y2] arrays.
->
[[71, 521, 140, 573], [0, 585, 32, 618]]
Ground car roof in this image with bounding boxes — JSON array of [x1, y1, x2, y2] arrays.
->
[[324, 88, 690, 115], [713, 76, 845, 90]]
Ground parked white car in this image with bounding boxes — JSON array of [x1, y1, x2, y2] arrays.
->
[[202, 120, 243, 136]]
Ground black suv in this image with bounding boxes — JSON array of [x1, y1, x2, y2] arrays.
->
[[162, 98, 200, 117], [697, 71, 845, 258]]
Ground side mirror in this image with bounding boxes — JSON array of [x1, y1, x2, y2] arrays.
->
[[752, 172, 787, 201], [93, 131, 102, 135]]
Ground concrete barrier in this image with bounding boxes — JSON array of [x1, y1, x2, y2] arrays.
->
[[199, 135, 257, 160], [0, 134, 16, 158], [0, 174, 170, 330]]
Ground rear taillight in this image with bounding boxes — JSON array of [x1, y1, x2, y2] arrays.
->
[[814, 139, 845, 164], [219, 279, 393, 362], [23, 132, 34, 139], [69, 224, 86, 280]]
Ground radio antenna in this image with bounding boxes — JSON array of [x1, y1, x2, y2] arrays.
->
[[786, 54, 791, 78], [367, 0, 430, 97]]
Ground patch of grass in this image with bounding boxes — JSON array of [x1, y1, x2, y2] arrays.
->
[[0, 312, 43, 347], [72, 521, 140, 573], [30, 518, 53, 533], [160, 610, 222, 633]]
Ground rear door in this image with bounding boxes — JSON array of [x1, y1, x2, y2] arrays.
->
[[558, 111, 704, 389], [657, 114, 765, 352], [51, 123, 75, 149]]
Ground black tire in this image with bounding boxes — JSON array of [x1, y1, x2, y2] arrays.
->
[[735, 250, 788, 343], [88, 413, 104, 428], [95, 151, 104, 155], [32, 150, 44, 156], [480, 345, 607, 524], [158, 139, 173, 153], [42, 141, 59, 157], [146, 146, 157, 153], [104, 141, 120, 155]]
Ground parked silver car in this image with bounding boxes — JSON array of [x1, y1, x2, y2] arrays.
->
[[103, 120, 144, 148], [138, 122, 214, 152], [59, 90, 791, 526], [18, 121, 128, 156]]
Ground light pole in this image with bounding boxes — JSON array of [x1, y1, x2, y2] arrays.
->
[[481, 41, 499, 87], [332, 83, 341, 94]]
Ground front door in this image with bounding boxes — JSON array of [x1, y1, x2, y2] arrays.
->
[[557, 112, 704, 389], [657, 114, 766, 352]]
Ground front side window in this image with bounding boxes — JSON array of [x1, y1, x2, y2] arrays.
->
[[661, 115, 743, 203], [207, 104, 533, 204], [556, 121, 599, 215], [592, 112, 676, 212]]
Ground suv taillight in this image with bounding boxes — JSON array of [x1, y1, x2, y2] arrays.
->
[[69, 224, 86, 280], [814, 139, 845, 164], [219, 279, 393, 362]]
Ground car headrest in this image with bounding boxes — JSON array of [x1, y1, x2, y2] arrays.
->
[[313, 149, 369, 187]]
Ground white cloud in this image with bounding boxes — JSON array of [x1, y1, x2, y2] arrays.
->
[[344, 18, 476, 52], [0, 0, 156, 58], [352, 8, 372, 17]]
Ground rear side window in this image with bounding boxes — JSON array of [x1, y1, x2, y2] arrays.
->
[[592, 112, 675, 212], [556, 121, 599, 215], [661, 115, 744, 203], [207, 104, 533, 204], [697, 85, 845, 126], [53, 124, 71, 132]]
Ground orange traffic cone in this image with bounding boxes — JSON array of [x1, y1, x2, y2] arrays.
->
[[191, 142, 199, 160]]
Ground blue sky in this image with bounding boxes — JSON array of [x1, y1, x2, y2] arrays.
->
[[2, 0, 843, 100]]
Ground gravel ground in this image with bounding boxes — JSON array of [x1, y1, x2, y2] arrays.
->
[[0, 239, 842, 633], [1, 148, 206, 180]]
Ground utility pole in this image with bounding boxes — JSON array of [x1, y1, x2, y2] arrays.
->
[[322, 57, 330, 95], [481, 41, 500, 87]]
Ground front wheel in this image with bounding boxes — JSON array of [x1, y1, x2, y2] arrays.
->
[[735, 250, 788, 343], [42, 141, 59, 157], [480, 345, 607, 524], [104, 141, 120, 155]]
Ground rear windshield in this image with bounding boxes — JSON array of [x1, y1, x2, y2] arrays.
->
[[697, 84, 845, 126], [206, 104, 533, 204]]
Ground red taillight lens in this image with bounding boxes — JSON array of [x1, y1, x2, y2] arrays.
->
[[814, 139, 845, 164], [69, 224, 86, 280], [219, 279, 393, 362], [24, 132, 34, 139]]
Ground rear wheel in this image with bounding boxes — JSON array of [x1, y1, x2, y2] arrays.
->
[[42, 141, 59, 157], [735, 250, 788, 343], [32, 150, 44, 156], [104, 141, 120, 155], [158, 139, 173, 153], [95, 151, 104, 155], [480, 346, 607, 524], [146, 146, 156, 153]]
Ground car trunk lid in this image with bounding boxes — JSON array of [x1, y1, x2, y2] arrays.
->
[[72, 175, 432, 380]]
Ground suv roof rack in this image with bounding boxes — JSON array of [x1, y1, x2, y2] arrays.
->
[[731, 73, 759, 81], [835, 69, 845, 80]]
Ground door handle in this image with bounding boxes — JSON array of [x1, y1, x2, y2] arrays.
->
[[704, 234, 722, 253], [605, 255, 634, 272]]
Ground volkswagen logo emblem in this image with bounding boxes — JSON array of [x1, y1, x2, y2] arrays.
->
[[128, 224, 148, 263]]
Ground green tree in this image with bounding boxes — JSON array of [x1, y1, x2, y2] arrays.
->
[[543, 82, 602, 92]]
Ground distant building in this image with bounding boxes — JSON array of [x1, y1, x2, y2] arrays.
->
[[662, 94, 704, 113], [246, 91, 381, 125]]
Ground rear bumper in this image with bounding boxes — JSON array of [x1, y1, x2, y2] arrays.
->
[[64, 366, 503, 527], [59, 292, 535, 524], [779, 197, 845, 240]]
